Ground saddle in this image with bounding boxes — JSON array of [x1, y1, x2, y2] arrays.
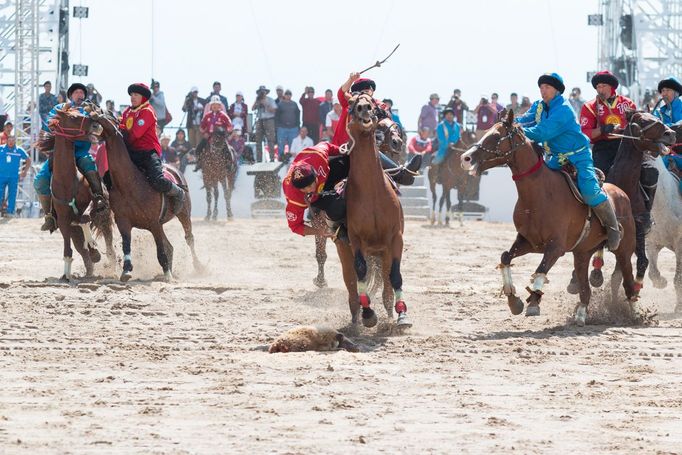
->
[[324, 175, 401, 200], [558, 163, 605, 205]]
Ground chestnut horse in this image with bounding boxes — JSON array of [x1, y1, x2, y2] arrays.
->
[[569, 112, 676, 294], [202, 127, 237, 221], [312, 116, 404, 289], [37, 106, 115, 280], [332, 93, 411, 328], [461, 109, 638, 325], [427, 129, 478, 226], [88, 107, 202, 281]]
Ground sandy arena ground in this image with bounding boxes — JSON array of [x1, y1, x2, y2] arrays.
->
[[0, 217, 681, 454]]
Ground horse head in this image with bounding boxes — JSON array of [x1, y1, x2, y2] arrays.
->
[[376, 117, 403, 157], [347, 92, 378, 137], [49, 102, 101, 142], [625, 110, 676, 157], [461, 110, 525, 176]]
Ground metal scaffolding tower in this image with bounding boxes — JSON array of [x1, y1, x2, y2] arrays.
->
[[594, 0, 682, 105]]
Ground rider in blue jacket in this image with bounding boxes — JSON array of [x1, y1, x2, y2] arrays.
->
[[655, 77, 682, 179], [516, 73, 621, 250], [433, 107, 461, 165], [33, 82, 105, 231]]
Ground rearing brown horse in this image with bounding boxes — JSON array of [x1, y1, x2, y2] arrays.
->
[[461, 109, 638, 325]]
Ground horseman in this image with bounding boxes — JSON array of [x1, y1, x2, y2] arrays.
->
[[516, 72, 622, 250], [580, 71, 658, 230], [332, 72, 422, 179], [655, 77, 682, 178], [431, 107, 462, 176], [196, 95, 233, 170], [120, 82, 185, 213], [34, 82, 106, 232]]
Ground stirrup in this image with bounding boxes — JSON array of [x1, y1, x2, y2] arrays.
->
[[41, 214, 57, 232]]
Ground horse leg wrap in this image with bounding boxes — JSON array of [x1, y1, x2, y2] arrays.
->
[[525, 288, 544, 304], [499, 264, 515, 296], [592, 255, 604, 269], [389, 259, 402, 291], [634, 277, 644, 293], [530, 273, 548, 293], [63, 256, 73, 278], [394, 289, 407, 313], [359, 293, 371, 309]]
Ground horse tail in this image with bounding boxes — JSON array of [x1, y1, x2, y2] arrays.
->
[[90, 188, 114, 242], [366, 256, 383, 298]]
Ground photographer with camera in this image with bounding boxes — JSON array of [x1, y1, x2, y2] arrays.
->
[[569, 86, 585, 115], [446, 89, 469, 124], [473, 95, 496, 140], [182, 87, 205, 149], [252, 85, 277, 162]]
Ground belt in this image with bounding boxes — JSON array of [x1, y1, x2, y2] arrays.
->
[[549, 145, 588, 165]]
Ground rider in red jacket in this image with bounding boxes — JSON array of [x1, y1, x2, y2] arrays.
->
[[120, 82, 185, 213]]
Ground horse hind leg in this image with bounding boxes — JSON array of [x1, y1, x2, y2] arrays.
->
[[568, 248, 605, 294], [80, 223, 101, 264], [221, 178, 233, 220], [70, 225, 94, 278], [312, 213, 328, 288], [572, 251, 592, 326], [212, 186, 219, 221], [205, 187, 212, 221], [151, 227, 173, 281], [444, 189, 452, 226], [647, 243, 667, 289], [673, 245, 682, 312], [634, 220, 648, 292], [177, 210, 204, 273]]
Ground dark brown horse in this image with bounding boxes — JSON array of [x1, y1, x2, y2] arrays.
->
[[311, 116, 404, 289], [202, 127, 237, 221], [88, 107, 202, 281], [332, 92, 411, 328], [428, 128, 478, 225], [461, 109, 638, 325], [568, 112, 675, 295], [37, 106, 114, 280]]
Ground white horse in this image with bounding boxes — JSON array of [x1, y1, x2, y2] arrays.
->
[[646, 156, 682, 312]]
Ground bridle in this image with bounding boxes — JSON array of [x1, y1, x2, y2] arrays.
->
[[468, 124, 543, 181], [51, 113, 89, 139]]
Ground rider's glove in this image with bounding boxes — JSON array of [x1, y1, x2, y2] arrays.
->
[[600, 124, 615, 135]]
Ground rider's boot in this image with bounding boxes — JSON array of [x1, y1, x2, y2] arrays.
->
[[166, 183, 185, 214], [593, 200, 622, 251], [38, 194, 56, 232], [83, 170, 107, 211], [326, 218, 349, 244], [379, 152, 422, 185]]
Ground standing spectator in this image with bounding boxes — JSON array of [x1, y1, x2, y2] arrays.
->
[[0, 122, 13, 145], [86, 83, 102, 105], [325, 102, 342, 138], [228, 128, 247, 161], [474, 95, 497, 139], [38, 81, 58, 127], [318, 89, 334, 128], [160, 135, 179, 168], [171, 129, 191, 173], [228, 91, 248, 135], [204, 81, 228, 111], [407, 127, 433, 167], [275, 89, 300, 161], [0, 94, 7, 129], [490, 93, 504, 113], [182, 87, 205, 148], [506, 92, 523, 115], [105, 100, 120, 117], [0, 136, 30, 217], [299, 86, 321, 143], [520, 96, 532, 114], [252, 85, 277, 161], [418, 93, 440, 137], [275, 86, 285, 105], [150, 80, 171, 133], [290, 126, 313, 156], [382, 98, 404, 129], [446, 89, 469, 125], [569, 87, 586, 115], [56, 91, 66, 104]]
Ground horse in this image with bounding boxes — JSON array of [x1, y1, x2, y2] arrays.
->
[[568, 112, 676, 295], [331, 92, 411, 328], [36, 105, 115, 280], [87, 106, 202, 281], [311, 116, 404, 289], [202, 126, 237, 221], [461, 109, 638, 326], [647, 124, 682, 313], [427, 128, 478, 226]]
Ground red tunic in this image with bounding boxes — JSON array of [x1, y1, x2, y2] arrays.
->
[[120, 101, 161, 155], [331, 87, 388, 146], [282, 142, 341, 235], [579, 95, 636, 144], [200, 111, 233, 135]]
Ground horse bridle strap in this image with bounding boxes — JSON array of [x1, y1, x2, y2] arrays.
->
[[511, 155, 543, 181], [51, 114, 89, 139]]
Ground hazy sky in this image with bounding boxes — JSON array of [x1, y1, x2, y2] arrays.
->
[[70, 0, 600, 131]]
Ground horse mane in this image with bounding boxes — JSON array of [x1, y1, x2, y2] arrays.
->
[[35, 132, 55, 153]]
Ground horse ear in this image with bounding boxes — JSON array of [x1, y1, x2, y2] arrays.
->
[[503, 108, 514, 126]]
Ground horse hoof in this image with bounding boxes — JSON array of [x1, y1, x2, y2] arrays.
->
[[589, 269, 604, 287], [120, 271, 132, 282], [396, 313, 412, 328], [525, 304, 540, 317], [650, 275, 667, 289], [575, 305, 587, 326], [59, 275, 70, 283], [508, 296, 524, 315], [362, 308, 378, 328], [163, 271, 174, 282], [566, 277, 580, 295], [89, 249, 101, 263], [313, 277, 327, 288]]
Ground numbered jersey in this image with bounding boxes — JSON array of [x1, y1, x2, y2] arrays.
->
[[580, 95, 636, 143]]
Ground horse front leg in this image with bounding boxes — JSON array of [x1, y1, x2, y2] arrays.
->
[[71, 225, 94, 278], [437, 192, 446, 226], [221, 178, 233, 220], [646, 242, 667, 289], [151, 226, 173, 281], [499, 234, 534, 315], [386, 234, 411, 328], [674, 239, 682, 313], [429, 178, 437, 225], [311, 211, 328, 288], [335, 241, 360, 326], [444, 189, 451, 226], [58, 220, 74, 281], [352, 246, 377, 328], [205, 187, 211, 221], [116, 219, 133, 282], [634, 219, 649, 292], [212, 186, 219, 221], [568, 248, 605, 294], [526, 242, 564, 317]]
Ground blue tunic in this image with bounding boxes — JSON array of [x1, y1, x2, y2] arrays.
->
[[433, 120, 461, 165]]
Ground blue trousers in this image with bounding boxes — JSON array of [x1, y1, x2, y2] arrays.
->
[[0, 175, 19, 214], [663, 154, 682, 193], [546, 149, 607, 207], [277, 127, 298, 158], [33, 141, 97, 196]]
